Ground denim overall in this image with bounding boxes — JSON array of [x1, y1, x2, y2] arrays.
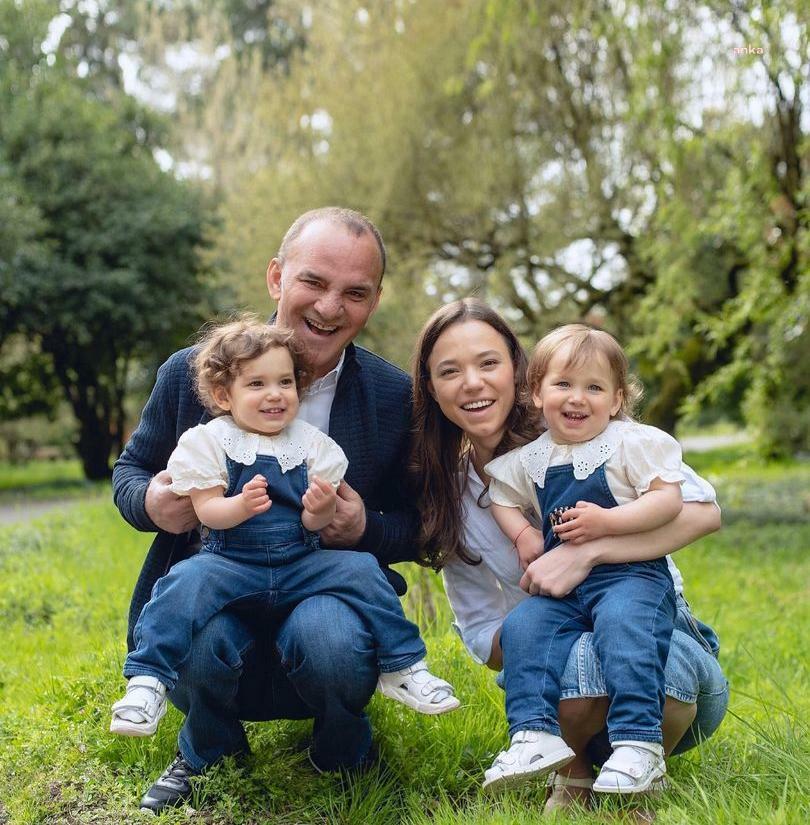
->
[[501, 461, 676, 744], [124, 452, 426, 690]]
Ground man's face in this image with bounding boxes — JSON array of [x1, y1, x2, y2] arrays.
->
[[266, 219, 382, 379]]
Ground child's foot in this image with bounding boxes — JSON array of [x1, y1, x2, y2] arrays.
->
[[593, 741, 666, 794], [110, 675, 167, 737], [483, 730, 575, 792], [377, 660, 460, 715]]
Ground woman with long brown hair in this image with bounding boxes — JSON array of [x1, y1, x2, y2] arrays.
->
[[410, 298, 728, 809]]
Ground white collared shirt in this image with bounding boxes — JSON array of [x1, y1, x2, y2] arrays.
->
[[297, 350, 345, 434]]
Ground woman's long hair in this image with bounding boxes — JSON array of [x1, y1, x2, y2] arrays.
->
[[410, 298, 540, 570]]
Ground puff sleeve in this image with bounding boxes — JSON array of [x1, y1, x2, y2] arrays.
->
[[306, 430, 349, 488], [621, 423, 686, 496], [485, 449, 537, 510], [167, 423, 228, 494]]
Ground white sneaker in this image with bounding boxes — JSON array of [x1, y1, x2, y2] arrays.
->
[[377, 660, 460, 715], [482, 730, 575, 792], [593, 740, 666, 794], [110, 675, 168, 737]]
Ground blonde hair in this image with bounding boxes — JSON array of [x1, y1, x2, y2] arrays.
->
[[527, 324, 642, 419], [193, 314, 307, 415]]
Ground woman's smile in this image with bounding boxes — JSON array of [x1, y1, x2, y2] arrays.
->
[[427, 320, 516, 453]]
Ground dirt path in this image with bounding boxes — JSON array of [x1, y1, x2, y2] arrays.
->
[[679, 431, 750, 453], [0, 498, 78, 526]]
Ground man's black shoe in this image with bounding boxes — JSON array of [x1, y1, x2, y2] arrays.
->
[[139, 753, 200, 814]]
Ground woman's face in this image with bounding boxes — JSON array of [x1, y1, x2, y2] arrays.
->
[[427, 319, 516, 451]]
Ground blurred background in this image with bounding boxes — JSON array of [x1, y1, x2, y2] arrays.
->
[[1, 0, 807, 480]]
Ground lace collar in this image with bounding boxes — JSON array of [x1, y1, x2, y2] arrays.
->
[[519, 420, 630, 488], [211, 416, 316, 473]]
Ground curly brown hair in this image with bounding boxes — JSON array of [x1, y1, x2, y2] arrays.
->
[[193, 314, 308, 415]]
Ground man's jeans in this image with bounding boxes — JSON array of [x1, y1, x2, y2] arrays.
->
[[170, 593, 378, 772], [501, 560, 676, 744]]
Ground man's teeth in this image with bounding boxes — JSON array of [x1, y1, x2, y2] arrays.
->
[[306, 318, 338, 333], [463, 400, 494, 410]]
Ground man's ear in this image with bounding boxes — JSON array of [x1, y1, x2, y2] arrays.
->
[[266, 258, 282, 301], [611, 388, 624, 417]]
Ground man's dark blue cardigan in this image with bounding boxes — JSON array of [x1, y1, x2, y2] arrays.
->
[[113, 341, 420, 649]]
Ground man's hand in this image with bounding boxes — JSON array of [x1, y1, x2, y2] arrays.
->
[[515, 525, 544, 571], [552, 501, 611, 544], [318, 479, 367, 547], [240, 474, 272, 517], [519, 541, 596, 598], [144, 470, 200, 534]]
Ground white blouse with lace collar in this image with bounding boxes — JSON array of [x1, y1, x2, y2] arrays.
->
[[167, 415, 348, 494], [485, 420, 687, 516]]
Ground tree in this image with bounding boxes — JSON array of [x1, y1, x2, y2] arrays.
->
[[0, 60, 213, 477]]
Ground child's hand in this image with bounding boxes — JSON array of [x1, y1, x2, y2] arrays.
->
[[302, 476, 338, 518], [552, 501, 609, 544], [515, 526, 544, 571], [240, 474, 271, 517]]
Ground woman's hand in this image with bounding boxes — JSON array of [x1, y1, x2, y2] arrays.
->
[[519, 542, 596, 597]]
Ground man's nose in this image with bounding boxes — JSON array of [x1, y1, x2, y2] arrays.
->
[[314, 290, 343, 318]]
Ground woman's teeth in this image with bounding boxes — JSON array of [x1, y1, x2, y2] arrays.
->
[[462, 400, 494, 411]]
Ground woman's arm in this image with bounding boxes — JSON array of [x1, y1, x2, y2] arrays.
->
[[520, 501, 720, 598]]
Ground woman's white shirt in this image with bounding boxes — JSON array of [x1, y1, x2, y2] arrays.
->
[[441, 456, 718, 665]]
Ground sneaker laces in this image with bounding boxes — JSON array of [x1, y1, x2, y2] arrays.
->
[[156, 755, 195, 790]]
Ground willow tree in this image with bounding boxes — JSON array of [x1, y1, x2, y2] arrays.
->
[[201, 0, 808, 449]]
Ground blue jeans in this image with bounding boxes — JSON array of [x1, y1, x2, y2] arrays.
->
[[496, 595, 728, 756], [125, 538, 426, 691], [170, 594, 378, 772], [501, 561, 676, 744]]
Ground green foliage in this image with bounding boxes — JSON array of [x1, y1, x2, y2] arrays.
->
[[198, 0, 808, 453], [0, 460, 809, 822], [0, 2, 215, 479]]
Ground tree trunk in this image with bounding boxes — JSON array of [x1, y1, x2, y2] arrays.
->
[[76, 416, 114, 480]]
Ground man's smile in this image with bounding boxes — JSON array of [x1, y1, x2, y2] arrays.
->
[[303, 316, 340, 336]]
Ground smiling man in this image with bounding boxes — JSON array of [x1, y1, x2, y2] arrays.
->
[[113, 207, 420, 813]]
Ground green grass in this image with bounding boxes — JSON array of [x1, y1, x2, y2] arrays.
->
[[0, 460, 106, 503], [0, 460, 808, 824]]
